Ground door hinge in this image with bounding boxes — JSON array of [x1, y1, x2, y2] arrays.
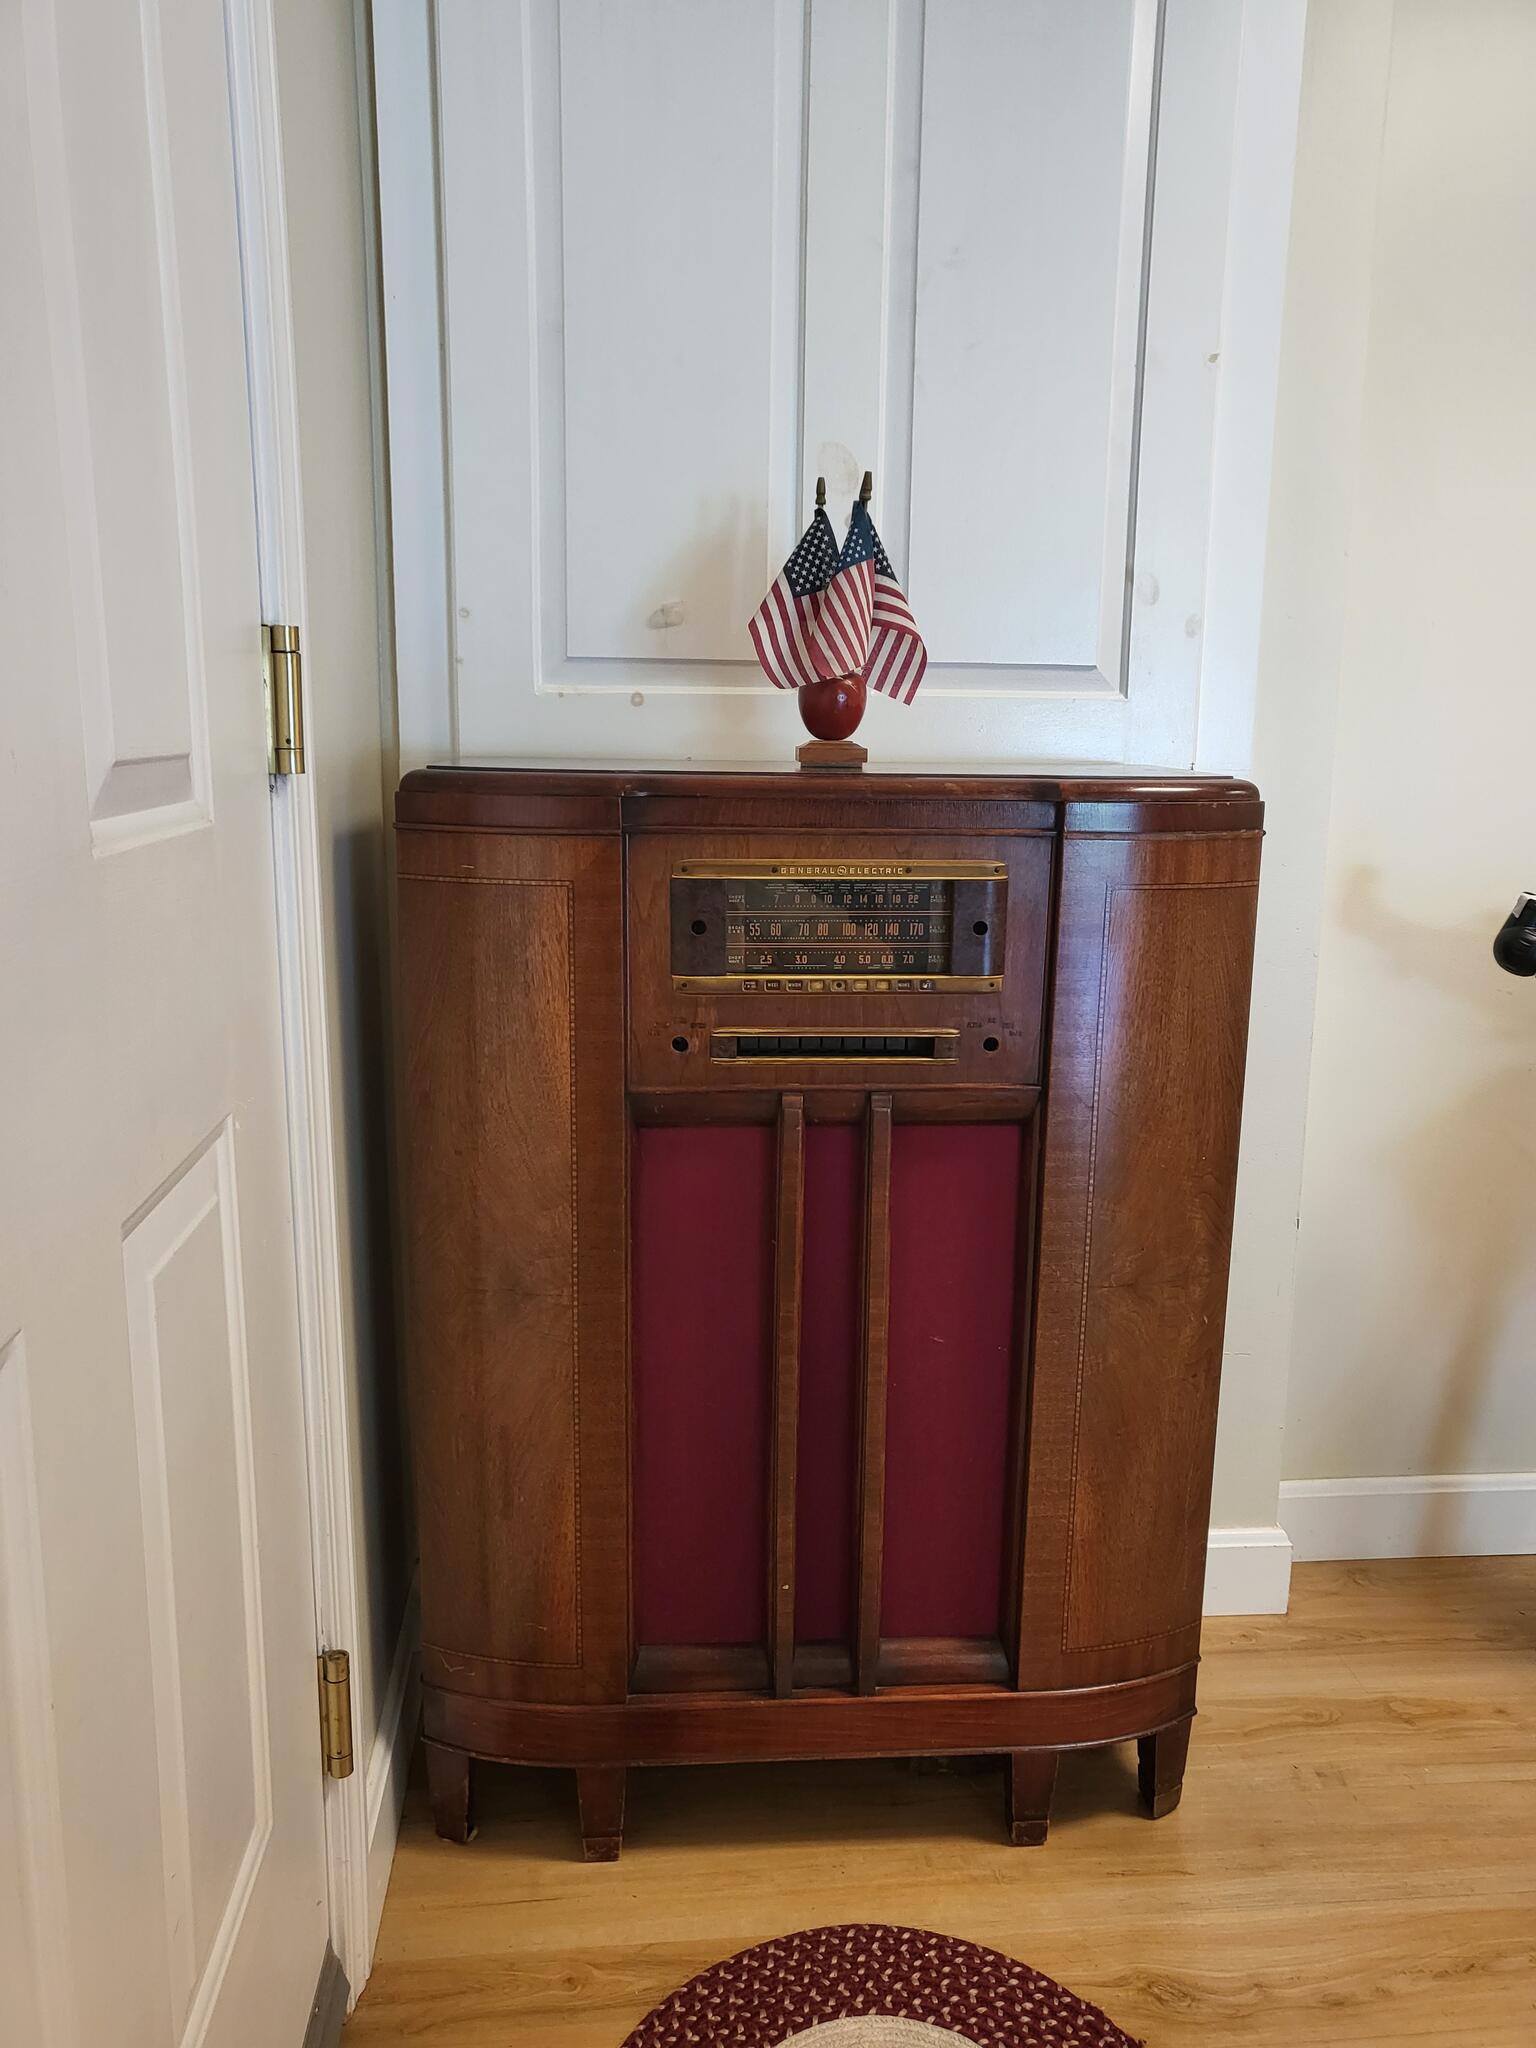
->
[[318, 1649, 354, 1779], [263, 623, 305, 775]]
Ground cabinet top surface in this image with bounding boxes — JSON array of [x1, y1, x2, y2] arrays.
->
[[400, 759, 1259, 805]]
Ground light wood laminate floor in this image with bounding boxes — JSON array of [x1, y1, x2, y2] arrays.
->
[[346, 1559, 1536, 2046]]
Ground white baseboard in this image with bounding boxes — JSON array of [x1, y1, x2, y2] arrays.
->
[[364, 1578, 420, 1955], [1280, 1473, 1536, 1562], [1203, 1524, 1293, 1614]]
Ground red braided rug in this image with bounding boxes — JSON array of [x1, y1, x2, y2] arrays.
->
[[619, 1924, 1142, 2047]]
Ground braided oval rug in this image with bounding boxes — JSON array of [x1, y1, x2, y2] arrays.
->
[[619, 1925, 1141, 2048]]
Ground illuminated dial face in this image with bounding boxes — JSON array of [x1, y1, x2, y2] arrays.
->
[[724, 877, 952, 975]]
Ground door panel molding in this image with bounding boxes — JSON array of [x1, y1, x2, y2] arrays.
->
[[122, 1126, 274, 2044], [22, 0, 213, 852], [0, 1334, 78, 2048]]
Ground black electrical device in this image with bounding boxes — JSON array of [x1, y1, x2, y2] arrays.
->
[[1493, 892, 1536, 977]]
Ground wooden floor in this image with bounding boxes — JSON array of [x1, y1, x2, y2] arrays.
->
[[346, 1560, 1536, 2047]]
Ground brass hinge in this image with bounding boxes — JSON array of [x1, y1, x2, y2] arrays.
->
[[263, 623, 305, 775], [318, 1649, 354, 1779]]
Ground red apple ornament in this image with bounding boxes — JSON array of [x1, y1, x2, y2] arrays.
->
[[797, 672, 866, 741]]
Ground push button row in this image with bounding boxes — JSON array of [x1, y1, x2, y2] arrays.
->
[[738, 978, 938, 994]]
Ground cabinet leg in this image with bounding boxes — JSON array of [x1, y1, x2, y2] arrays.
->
[[1004, 1749, 1059, 1846], [1138, 1715, 1193, 1820], [576, 1765, 626, 1862], [424, 1740, 475, 1844]]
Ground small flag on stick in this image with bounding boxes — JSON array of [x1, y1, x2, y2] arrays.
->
[[747, 504, 840, 691], [814, 496, 927, 705], [747, 475, 927, 704]]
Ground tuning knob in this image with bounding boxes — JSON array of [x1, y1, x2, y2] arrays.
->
[[1493, 892, 1536, 977]]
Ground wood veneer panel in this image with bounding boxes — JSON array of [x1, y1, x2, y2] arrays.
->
[[1064, 881, 1255, 1653], [397, 835, 628, 1705], [1019, 829, 1260, 1692]]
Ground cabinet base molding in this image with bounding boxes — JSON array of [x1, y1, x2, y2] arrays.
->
[[424, 1666, 1196, 1767], [421, 1678, 1198, 1854]]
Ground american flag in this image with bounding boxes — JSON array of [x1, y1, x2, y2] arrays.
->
[[747, 498, 927, 703], [747, 507, 841, 690], [813, 500, 927, 704]]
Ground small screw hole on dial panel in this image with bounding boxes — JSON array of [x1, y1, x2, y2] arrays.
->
[[671, 1035, 689, 1053], [982, 1036, 1000, 1053], [690, 918, 707, 935], [973, 920, 989, 936]]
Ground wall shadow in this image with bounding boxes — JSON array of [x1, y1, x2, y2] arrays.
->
[[1323, 865, 1536, 1538]]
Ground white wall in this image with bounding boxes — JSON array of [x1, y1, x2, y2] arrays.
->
[[1278, 0, 1536, 1560], [1198, 0, 1391, 1587]]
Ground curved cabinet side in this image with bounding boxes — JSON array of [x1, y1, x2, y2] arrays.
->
[[398, 827, 629, 1707], [1018, 820, 1261, 1692]]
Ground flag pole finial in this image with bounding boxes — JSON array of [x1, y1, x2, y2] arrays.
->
[[815, 475, 826, 510], [859, 470, 873, 506]]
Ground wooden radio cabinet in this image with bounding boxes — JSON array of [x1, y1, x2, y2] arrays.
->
[[396, 763, 1261, 1858]]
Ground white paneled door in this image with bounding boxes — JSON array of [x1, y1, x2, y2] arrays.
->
[[1, 2, 327, 2045], [376, 0, 1284, 770]]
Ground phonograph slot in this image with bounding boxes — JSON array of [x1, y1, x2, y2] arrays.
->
[[709, 1031, 961, 1062]]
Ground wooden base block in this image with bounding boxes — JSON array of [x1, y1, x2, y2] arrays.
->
[[1004, 1749, 1059, 1846], [796, 740, 868, 772], [576, 1765, 626, 1862], [1138, 1714, 1193, 1820], [424, 1740, 475, 1845]]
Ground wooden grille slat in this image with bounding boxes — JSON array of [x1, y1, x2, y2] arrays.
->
[[768, 1094, 806, 1697], [854, 1094, 894, 1694]]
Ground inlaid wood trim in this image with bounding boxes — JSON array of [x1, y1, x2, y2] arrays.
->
[[769, 1094, 805, 1697], [854, 1094, 893, 1694]]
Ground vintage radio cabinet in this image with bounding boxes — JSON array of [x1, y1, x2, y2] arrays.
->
[[396, 763, 1260, 1858]]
